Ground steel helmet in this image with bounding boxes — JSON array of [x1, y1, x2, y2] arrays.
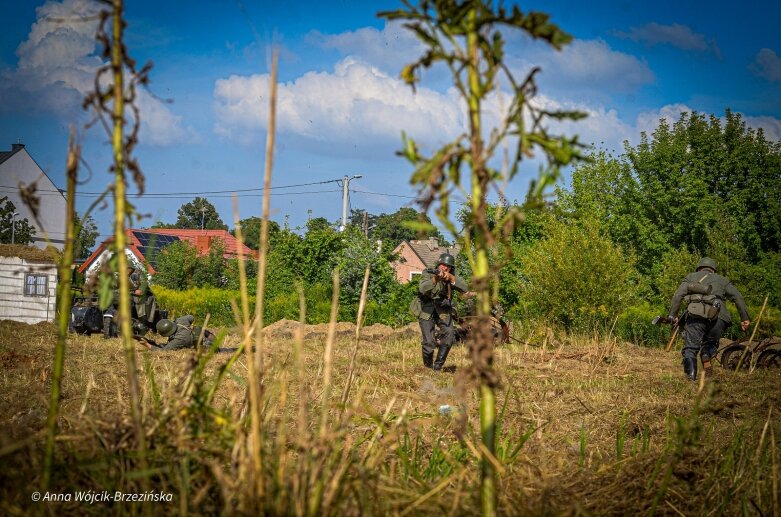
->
[[438, 252, 456, 268], [156, 319, 177, 337], [696, 257, 717, 272]]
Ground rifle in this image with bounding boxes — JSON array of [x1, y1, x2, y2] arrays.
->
[[652, 313, 686, 352]]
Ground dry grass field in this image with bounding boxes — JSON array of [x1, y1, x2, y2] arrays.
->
[[1, 319, 779, 515]]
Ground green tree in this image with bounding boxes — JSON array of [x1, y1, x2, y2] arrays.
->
[[233, 216, 281, 250], [73, 213, 99, 259], [171, 197, 228, 230], [349, 207, 444, 252], [381, 2, 585, 513], [153, 241, 199, 290], [299, 221, 344, 284], [0, 197, 35, 245], [562, 111, 781, 276]]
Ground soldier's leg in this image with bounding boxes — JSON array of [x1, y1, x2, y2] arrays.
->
[[419, 318, 436, 368], [701, 319, 727, 377], [682, 317, 708, 381], [433, 316, 456, 371]]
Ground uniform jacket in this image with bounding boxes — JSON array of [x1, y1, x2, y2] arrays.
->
[[155, 315, 195, 351], [410, 267, 468, 321], [669, 270, 750, 324]]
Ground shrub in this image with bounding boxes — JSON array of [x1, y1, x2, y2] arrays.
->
[[154, 286, 245, 326], [520, 216, 641, 330]]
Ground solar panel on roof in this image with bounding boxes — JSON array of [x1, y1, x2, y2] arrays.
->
[[132, 231, 180, 268]]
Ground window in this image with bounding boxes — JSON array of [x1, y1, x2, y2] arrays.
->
[[24, 273, 48, 297]]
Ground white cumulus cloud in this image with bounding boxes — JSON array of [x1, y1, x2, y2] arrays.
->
[[1, 0, 196, 146], [307, 21, 425, 77], [213, 57, 464, 148], [531, 38, 655, 93]]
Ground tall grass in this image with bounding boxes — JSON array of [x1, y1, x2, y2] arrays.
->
[[3, 3, 779, 515]]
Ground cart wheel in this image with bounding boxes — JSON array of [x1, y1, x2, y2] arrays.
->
[[720, 343, 752, 370], [757, 349, 781, 369]]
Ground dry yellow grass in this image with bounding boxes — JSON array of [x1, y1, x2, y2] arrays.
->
[[1, 319, 779, 515]]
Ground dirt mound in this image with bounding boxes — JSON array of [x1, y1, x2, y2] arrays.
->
[[260, 320, 418, 341]]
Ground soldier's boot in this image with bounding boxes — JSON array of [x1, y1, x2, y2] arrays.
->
[[702, 358, 713, 378], [433, 345, 452, 371], [422, 350, 434, 369], [683, 357, 698, 382]]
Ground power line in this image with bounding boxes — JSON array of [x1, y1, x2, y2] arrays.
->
[[0, 178, 344, 197], [0, 187, 343, 199]]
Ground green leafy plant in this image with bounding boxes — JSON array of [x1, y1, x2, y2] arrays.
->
[[380, 2, 586, 513]]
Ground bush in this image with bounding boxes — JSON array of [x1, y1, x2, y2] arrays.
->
[[154, 286, 244, 326], [520, 216, 641, 330], [613, 302, 669, 347]]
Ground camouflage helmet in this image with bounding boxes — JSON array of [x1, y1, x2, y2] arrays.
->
[[156, 319, 177, 337], [696, 257, 717, 272], [438, 252, 456, 268]]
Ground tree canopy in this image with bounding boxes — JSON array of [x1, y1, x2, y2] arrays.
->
[[0, 197, 35, 245], [154, 197, 228, 230]]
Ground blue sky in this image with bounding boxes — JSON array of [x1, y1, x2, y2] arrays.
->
[[1, 0, 780, 243]]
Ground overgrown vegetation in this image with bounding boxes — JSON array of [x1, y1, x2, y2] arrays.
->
[[2, 320, 780, 515], [2, 0, 780, 515]]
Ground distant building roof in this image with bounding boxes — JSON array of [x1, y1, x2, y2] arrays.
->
[[402, 237, 460, 269], [131, 230, 181, 269], [78, 228, 256, 275], [141, 228, 254, 257], [0, 143, 25, 165]]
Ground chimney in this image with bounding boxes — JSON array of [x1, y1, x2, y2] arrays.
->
[[11, 143, 25, 153], [427, 236, 438, 251], [195, 235, 211, 254]]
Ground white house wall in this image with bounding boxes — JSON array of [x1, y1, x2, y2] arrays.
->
[[0, 256, 57, 323], [84, 248, 147, 283], [0, 149, 67, 250]]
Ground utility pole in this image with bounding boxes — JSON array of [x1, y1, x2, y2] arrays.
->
[[11, 212, 18, 244], [200, 206, 206, 231], [339, 174, 362, 232], [362, 210, 368, 237]]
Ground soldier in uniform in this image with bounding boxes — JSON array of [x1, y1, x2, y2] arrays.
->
[[410, 252, 472, 371], [140, 315, 196, 351], [668, 257, 750, 381], [128, 266, 157, 332]]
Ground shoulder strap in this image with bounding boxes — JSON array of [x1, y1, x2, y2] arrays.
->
[[698, 273, 710, 283]]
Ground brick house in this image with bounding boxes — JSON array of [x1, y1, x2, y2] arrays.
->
[[389, 237, 460, 283], [78, 228, 255, 281]]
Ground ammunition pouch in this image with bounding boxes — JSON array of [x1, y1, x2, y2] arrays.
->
[[686, 294, 721, 320]]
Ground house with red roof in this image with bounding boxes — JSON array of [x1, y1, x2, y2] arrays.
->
[[78, 228, 255, 280], [389, 237, 460, 283]]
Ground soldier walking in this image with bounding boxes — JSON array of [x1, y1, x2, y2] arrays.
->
[[668, 257, 750, 381], [410, 252, 472, 371]]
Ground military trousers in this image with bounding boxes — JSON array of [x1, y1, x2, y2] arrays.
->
[[419, 313, 456, 366], [682, 315, 728, 362]]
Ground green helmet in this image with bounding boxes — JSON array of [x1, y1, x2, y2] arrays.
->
[[156, 319, 176, 337], [438, 252, 456, 268], [697, 257, 717, 272]]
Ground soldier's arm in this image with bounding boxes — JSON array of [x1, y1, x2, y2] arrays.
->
[[419, 272, 442, 297], [668, 281, 689, 318], [452, 275, 468, 293], [725, 282, 751, 322]]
